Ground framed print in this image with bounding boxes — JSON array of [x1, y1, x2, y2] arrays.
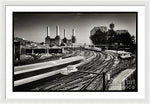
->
[[5, 5, 146, 100]]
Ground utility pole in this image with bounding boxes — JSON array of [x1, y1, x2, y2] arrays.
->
[[103, 72, 106, 91]]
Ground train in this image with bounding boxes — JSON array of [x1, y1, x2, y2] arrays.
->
[[117, 51, 132, 59], [105, 50, 133, 59], [84, 46, 102, 52], [60, 65, 78, 75], [85, 45, 133, 59], [26, 48, 64, 54]]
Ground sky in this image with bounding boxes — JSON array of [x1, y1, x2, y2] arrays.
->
[[14, 12, 136, 44]]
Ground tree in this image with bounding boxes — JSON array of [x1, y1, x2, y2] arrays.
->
[[107, 29, 117, 44], [90, 29, 107, 45], [116, 32, 133, 45]]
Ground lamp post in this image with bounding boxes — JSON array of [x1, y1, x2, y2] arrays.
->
[[106, 32, 109, 50]]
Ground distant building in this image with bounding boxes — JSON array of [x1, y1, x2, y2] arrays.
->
[[90, 23, 134, 47], [45, 26, 51, 45], [55, 26, 61, 45], [45, 26, 76, 47], [91, 23, 129, 37], [109, 22, 115, 30], [45, 26, 61, 46], [62, 29, 68, 44], [116, 30, 128, 34], [14, 41, 20, 60], [62, 29, 76, 46], [107, 23, 116, 38]]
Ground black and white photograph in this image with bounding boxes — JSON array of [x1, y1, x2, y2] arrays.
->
[[13, 12, 137, 92]]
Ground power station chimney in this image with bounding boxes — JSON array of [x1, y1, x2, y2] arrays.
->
[[72, 29, 75, 36], [47, 26, 50, 36], [72, 29, 76, 43], [64, 29, 66, 37], [56, 25, 60, 36]]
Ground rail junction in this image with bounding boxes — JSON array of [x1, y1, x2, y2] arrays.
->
[[14, 47, 136, 91]]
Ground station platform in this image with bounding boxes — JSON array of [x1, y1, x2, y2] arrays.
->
[[14, 56, 84, 75], [108, 68, 136, 90], [14, 56, 85, 87]]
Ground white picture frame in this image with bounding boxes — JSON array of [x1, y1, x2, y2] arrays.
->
[[0, 0, 149, 104]]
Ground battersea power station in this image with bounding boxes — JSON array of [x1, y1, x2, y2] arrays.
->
[[45, 26, 76, 47]]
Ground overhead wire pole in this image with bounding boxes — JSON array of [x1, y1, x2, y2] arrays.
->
[[106, 31, 109, 50], [103, 72, 106, 91], [46, 26, 50, 54]]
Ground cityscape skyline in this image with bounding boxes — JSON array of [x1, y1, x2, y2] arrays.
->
[[14, 12, 136, 44]]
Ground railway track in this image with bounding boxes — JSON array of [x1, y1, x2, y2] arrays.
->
[[46, 51, 134, 91], [31, 50, 116, 91], [14, 49, 136, 91]]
